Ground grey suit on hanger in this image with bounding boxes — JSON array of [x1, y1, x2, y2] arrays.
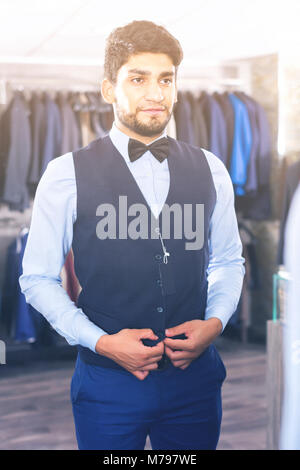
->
[[199, 91, 228, 166], [185, 91, 208, 150], [41, 93, 62, 175], [2, 93, 31, 211], [28, 92, 46, 189], [58, 93, 81, 155]]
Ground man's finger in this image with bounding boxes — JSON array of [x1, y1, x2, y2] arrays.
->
[[163, 337, 191, 350], [141, 341, 164, 353], [178, 362, 192, 370], [165, 324, 187, 337], [137, 329, 158, 340], [137, 362, 159, 371], [132, 370, 149, 380], [164, 345, 191, 361], [167, 350, 189, 361], [172, 359, 193, 368], [145, 355, 164, 363]]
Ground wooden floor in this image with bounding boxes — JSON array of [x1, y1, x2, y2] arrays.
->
[[0, 337, 267, 450]]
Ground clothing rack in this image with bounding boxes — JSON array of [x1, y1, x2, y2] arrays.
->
[[4, 75, 100, 90], [0, 77, 101, 106], [7, 88, 113, 113], [1, 74, 247, 99], [177, 71, 249, 93]]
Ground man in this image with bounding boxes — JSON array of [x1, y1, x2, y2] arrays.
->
[[19, 20, 245, 450]]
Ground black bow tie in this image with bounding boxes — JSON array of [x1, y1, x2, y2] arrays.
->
[[128, 137, 169, 163]]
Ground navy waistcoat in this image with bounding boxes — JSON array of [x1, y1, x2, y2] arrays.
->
[[72, 135, 216, 368]]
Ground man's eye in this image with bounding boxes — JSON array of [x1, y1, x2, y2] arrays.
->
[[132, 78, 143, 83], [162, 79, 172, 84]]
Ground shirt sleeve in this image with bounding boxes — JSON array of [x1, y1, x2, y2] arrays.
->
[[18, 152, 108, 352], [202, 149, 246, 331]]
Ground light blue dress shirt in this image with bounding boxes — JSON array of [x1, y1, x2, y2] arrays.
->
[[19, 122, 245, 353]]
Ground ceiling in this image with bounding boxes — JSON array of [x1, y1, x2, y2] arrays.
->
[[0, 0, 285, 69]]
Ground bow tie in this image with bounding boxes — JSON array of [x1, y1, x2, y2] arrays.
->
[[128, 137, 169, 163]]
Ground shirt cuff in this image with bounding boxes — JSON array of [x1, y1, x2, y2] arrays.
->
[[77, 324, 109, 353]]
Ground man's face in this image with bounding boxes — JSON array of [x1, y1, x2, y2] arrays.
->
[[110, 52, 177, 138]]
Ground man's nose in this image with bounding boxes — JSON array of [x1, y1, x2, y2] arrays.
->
[[144, 81, 164, 102]]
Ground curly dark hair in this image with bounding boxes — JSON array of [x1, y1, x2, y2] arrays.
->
[[104, 20, 183, 84]]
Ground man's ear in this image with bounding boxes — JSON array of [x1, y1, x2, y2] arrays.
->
[[101, 78, 115, 104]]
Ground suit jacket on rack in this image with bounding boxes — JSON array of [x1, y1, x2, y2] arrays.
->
[[228, 93, 252, 196], [213, 92, 235, 171], [235, 91, 260, 194], [41, 93, 62, 175], [2, 92, 31, 211], [28, 92, 46, 192], [235, 95, 272, 220], [0, 103, 12, 200], [58, 92, 81, 155], [199, 91, 228, 166], [185, 91, 208, 149], [173, 91, 196, 145]]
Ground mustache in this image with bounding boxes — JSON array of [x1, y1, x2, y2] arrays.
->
[[137, 105, 168, 111]]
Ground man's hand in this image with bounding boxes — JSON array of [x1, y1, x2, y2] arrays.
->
[[163, 318, 223, 370], [95, 329, 164, 381]]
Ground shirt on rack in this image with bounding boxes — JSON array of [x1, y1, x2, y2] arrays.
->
[[19, 122, 245, 354]]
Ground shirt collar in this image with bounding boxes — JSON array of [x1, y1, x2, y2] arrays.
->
[[109, 121, 167, 163]]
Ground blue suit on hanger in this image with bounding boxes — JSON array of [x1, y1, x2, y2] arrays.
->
[[228, 93, 252, 196], [1, 232, 36, 342]]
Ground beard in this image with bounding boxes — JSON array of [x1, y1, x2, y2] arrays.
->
[[115, 103, 172, 137]]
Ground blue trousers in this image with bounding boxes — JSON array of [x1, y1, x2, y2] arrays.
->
[[70, 344, 226, 450]]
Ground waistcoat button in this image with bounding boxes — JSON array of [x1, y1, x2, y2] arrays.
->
[[157, 306, 164, 313]]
